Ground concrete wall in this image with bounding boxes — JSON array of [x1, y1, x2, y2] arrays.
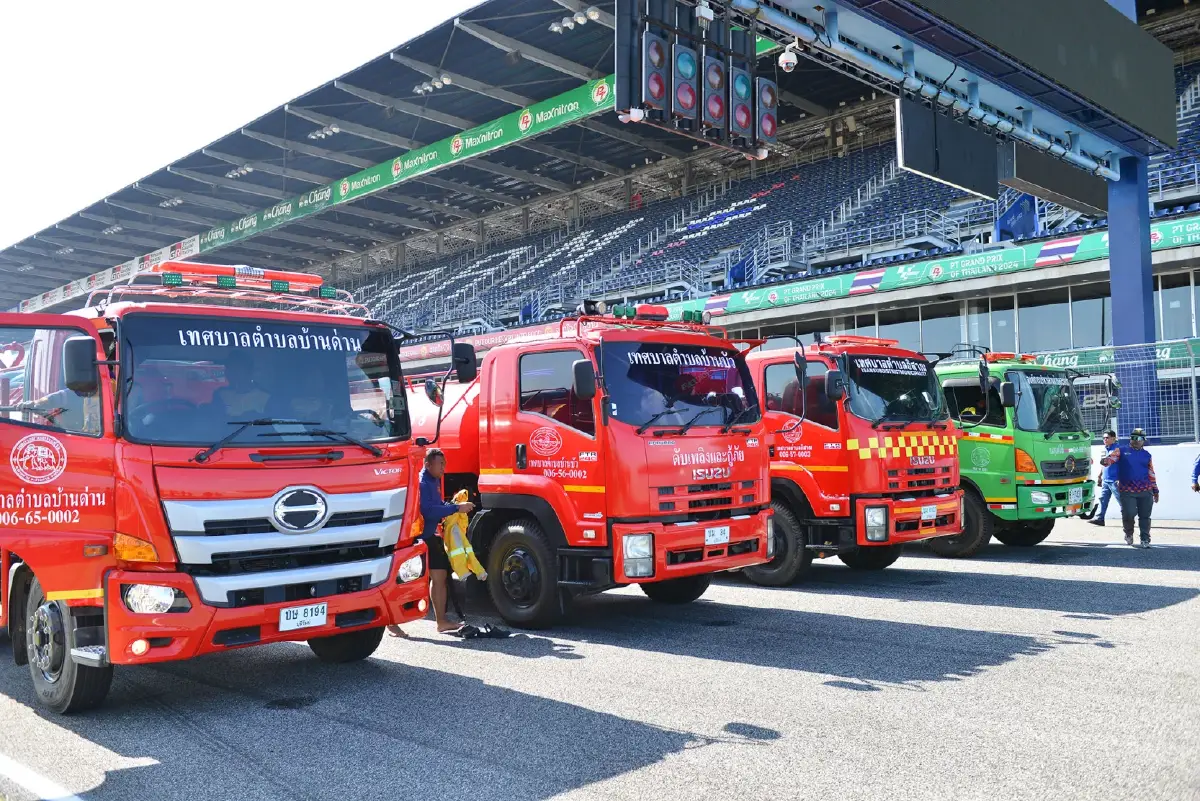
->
[[1091, 443, 1200, 521]]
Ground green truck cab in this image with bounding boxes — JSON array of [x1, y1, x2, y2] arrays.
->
[[932, 351, 1110, 557]]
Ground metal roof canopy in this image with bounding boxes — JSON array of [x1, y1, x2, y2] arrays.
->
[[2, 0, 1189, 311]]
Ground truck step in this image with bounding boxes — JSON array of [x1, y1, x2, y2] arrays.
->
[[70, 645, 108, 667]]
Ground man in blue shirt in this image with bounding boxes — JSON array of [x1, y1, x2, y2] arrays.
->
[[1191, 452, 1200, 495], [1089, 430, 1120, 527], [1099, 429, 1158, 548], [387, 449, 474, 636]]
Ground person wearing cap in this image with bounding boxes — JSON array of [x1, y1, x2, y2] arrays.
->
[[1099, 429, 1158, 548], [1089, 430, 1120, 526]]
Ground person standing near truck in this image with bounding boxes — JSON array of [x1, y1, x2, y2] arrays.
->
[[1090, 430, 1120, 527], [388, 449, 475, 637], [1100, 429, 1158, 548]]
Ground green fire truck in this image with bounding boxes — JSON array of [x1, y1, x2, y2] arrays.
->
[[931, 350, 1116, 556]]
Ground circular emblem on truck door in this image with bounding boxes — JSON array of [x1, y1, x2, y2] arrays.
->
[[271, 487, 329, 534], [10, 433, 67, 485], [530, 426, 563, 457]]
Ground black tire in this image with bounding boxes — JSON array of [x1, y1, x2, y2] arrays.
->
[[930, 491, 994, 558], [486, 518, 560, 629], [994, 519, 1055, 547], [308, 626, 384, 663], [743, 501, 814, 586], [838, 544, 904, 570], [25, 577, 112, 714], [640, 574, 712, 604]]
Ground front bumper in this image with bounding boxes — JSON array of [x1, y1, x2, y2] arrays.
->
[[102, 540, 430, 666], [611, 509, 772, 584], [987, 480, 1094, 521], [855, 490, 964, 546]]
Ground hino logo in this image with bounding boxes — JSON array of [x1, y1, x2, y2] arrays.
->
[[910, 455, 936, 466], [271, 487, 329, 534]]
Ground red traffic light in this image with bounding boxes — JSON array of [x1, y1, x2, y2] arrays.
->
[[760, 112, 777, 138], [676, 82, 697, 111], [734, 104, 752, 130], [706, 95, 725, 120], [648, 72, 666, 100]]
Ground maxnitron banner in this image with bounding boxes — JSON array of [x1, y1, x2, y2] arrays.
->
[[16, 77, 616, 313], [669, 216, 1200, 320]]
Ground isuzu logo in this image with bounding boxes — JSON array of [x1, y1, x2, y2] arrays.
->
[[910, 455, 936, 466], [272, 487, 329, 534]]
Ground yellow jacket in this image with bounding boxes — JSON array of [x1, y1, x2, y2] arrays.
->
[[443, 490, 487, 581]]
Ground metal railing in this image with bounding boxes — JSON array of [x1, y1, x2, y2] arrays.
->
[[800, 160, 899, 253], [800, 208, 956, 262]]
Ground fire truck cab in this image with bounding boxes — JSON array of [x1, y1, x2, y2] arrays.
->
[[741, 335, 965, 585], [0, 263, 431, 713], [408, 304, 773, 627]]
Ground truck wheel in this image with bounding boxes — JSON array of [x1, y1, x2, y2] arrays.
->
[[743, 501, 813, 586], [930, 492, 993, 558], [487, 519, 560, 629], [838, 544, 904, 570], [25, 577, 112, 714], [308, 626, 384, 663], [995, 519, 1055, 547], [640, 574, 711, 604]]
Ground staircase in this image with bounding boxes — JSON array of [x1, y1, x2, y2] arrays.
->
[[798, 160, 900, 261]]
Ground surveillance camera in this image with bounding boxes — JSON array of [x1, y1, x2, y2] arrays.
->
[[778, 49, 798, 73]]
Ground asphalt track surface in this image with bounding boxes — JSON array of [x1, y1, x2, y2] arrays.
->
[[0, 519, 1197, 801]]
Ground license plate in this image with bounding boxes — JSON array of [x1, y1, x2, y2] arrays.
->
[[921, 504, 938, 521], [1069, 487, 1083, 505], [705, 525, 731, 546], [279, 602, 327, 633]]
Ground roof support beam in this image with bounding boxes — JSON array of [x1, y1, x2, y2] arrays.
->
[[134, 185, 258, 215], [453, 19, 603, 82], [54, 224, 166, 250], [104, 199, 222, 228], [388, 54, 689, 158], [328, 206, 435, 232], [0, 255, 80, 281], [293, 217, 382, 241], [10, 244, 113, 269], [258, 230, 358, 253], [239, 129, 376, 170], [202, 149, 333, 186], [549, 0, 616, 28], [780, 90, 830, 118], [167, 167, 289, 201], [415, 176, 522, 205], [285, 106, 422, 150], [374, 192, 476, 219], [35, 236, 137, 260], [336, 81, 623, 178], [78, 213, 195, 240]]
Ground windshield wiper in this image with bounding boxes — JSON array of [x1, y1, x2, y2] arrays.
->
[[637, 407, 680, 435], [666, 406, 725, 435], [285, 427, 383, 457], [872, 409, 913, 429], [720, 406, 758, 434], [193, 419, 319, 463]]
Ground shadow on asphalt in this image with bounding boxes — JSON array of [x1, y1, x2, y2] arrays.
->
[[904, 540, 1200, 572], [0, 641, 724, 801], [720, 563, 1200, 617]]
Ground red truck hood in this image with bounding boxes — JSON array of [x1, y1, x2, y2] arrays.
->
[[844, 419, 960, 496]]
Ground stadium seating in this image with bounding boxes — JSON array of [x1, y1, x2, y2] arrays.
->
[[349, 61, 1200, 331]]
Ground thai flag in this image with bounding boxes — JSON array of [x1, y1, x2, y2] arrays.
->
[[704, 295, 730, 315], [848, 268, 886, 296], [1034, 236, 1084, 268]]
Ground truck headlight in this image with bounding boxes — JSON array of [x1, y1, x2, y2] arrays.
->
[[397, 554, 425, 583], [123, 584, 184, 615], [766, 519, 776, 558], [623, 534, 654, 578], [1030, 490, 1052, 505], [864, 506, 889, 542]]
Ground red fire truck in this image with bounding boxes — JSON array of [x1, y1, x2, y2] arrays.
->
[[0, 263, 434, 713], [407, 303, 773, 627], [741, 335, 964, 585]]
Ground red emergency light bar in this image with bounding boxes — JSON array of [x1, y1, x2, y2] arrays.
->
[[984, 352, 1038, 363], [150, 261, 325, 292]]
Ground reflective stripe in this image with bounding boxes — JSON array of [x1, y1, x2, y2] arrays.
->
[[481, 468, 514, 475], [46, 589, 104, 601], [962, 432, 1014, 442], [774, 464, 849, 472], [563, 485, 605, 493]]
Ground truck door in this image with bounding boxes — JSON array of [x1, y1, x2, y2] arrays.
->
[[763, 355, 849, 504], [511, 346, 604, 543], [942, 378, 1009, 502], [0, 315, 117, 624]]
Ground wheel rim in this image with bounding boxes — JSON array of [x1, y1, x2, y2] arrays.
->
[[29, 602, 66, 684], [500, 546, 542, 608]]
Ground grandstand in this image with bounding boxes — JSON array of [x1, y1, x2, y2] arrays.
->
[[4, 0, 1200, 360]]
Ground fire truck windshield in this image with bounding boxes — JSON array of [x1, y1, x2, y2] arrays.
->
[[120, 314, 409, 447], [845, 354, 946, 424], [1008, 369, 1085, 434], [601, 341, 759, 432]]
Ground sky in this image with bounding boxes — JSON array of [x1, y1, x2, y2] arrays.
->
[[0, 0, 481, 250]]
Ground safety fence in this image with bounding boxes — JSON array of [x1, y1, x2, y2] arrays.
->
[[1033, 338, 1200, 443]]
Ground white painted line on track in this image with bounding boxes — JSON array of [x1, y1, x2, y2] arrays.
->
[[0, 753, 84, 801]]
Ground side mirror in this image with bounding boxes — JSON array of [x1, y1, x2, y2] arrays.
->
[[424, 378, 444, 408], [978, 359, 990, 394], [793, 351, 807, 385], [452, 342, 477, 383], [825, 369, 846, 402], [63, 337, 99, 396], [572, 359, 597, 401], [1000, 381, 1016, 408]]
